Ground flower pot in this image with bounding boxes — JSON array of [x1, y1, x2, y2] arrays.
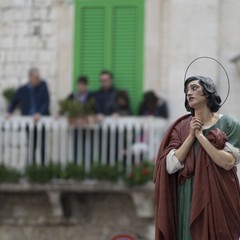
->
[[68, 116, 100, 128]]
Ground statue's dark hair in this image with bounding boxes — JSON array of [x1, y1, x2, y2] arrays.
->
[[184, 76, 222, 114]]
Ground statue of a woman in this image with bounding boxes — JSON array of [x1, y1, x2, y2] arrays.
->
[[154, 76, 240, 240]]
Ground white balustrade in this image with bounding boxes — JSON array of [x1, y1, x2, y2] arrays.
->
[[1, 116, 240, 179], [0, 116, 167, 174]]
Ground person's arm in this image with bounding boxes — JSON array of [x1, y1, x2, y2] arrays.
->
[[224, 142, 240, 165], [174, 117, 201, 164], [7, 88, 20, 114], [166, 149, 184, 174], [174, 135, 195, 164], [166, 117, 201, 174], [196, 131, 236, 170], [92, 92, 101, 114], [38, 81, 50, 115]]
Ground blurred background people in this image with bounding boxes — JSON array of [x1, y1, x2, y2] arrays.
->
[[65, 76, 96, 163], [7, 68, 50, 120], [111, 90, 132, 116], [6, 68, 50, 165], [138, 91, 168, 119], [67, 75, 94, 105], [93, 70, 117, 116]]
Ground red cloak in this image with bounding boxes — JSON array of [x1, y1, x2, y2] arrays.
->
[[153, 114, 240, 240]]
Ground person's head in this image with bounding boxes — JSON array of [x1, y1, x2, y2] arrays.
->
[[143, 91, 158, 110], [77, 76, 88, 93], [116, 90, 130, 107], [184, 76, 221, 114], [28, 68, 40, 86], [100, 70, 113, 90]]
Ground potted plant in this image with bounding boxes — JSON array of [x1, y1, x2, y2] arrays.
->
[[25, 163, 62, 183], [124, 160, 154, 186], [2, 87, 16, 103], [63, 162, 85, 180], [89, 163, 120, 182], [125, 161, 155, 218], [0, 164, 20, 183], [59, 98, 99, 127]]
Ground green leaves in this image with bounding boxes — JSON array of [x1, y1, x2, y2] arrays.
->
[[63, 163, 85, 180], [59, 98, 95, 118], [2, 87, 16, 102], [89, 163, 120, 182], [25, 163, 62, 183], [0, 160, 155, 186], [0, 164, 21, 183], [125, 161, 154, 186]]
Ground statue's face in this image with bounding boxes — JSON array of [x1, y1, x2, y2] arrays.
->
[[185, 80, 208, 110]]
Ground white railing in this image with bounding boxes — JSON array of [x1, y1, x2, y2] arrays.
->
[[0, 116, 168, 174]]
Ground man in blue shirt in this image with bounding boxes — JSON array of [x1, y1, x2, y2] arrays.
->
[[6, 68, 50, 165], [7, 68, 50, 119]]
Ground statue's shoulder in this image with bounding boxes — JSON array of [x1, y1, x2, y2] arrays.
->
[[171, 114, 192, 128], [164, 114, 191, 137]]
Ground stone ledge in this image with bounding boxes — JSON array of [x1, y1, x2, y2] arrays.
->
[[0, 181, 133, 192], [0, 181, 155, 225], [0, 180, 154, 193]]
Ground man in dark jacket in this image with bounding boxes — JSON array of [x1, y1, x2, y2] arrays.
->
[[7, 68, 50, 119], [93, 70, 117, 115], [7, 68, 50, 164]]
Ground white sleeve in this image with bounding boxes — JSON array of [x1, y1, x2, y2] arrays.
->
[[166, 149, 184, 174], [223, 142, 240, 165]]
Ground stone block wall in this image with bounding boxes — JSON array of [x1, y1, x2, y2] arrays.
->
[[1, 0, 240, 119], [0, 0, 73, 114], [0, 182, 155, 240]]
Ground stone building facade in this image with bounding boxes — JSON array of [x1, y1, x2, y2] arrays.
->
[[0, 0, 73, 114], [1, 0, 240, 120], [0, 1, 240, 239]]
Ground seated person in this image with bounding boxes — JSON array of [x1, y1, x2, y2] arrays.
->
[[111, 90, 132, 116], [138, 91, 168, 119], [93, 70, 117, 116]]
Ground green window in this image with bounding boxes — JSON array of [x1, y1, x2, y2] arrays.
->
[[74, 0, 144, 112]]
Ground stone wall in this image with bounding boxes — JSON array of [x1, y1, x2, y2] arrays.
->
[[144, 0, 240, 121], [0, 182, 155, 240], [0, 0, 73, 114], [0, 0, 240, 119]]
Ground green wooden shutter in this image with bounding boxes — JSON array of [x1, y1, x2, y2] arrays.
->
[[74, 0, 144, 112], [111, 3, 144, 113], [74, 3, 107, 90]]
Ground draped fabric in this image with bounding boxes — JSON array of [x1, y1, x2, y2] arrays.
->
[[177, 177, 193, 239], [153, 114, 240, 240]]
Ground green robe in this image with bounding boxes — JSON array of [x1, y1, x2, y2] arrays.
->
[[177, 115, 240, 240]]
